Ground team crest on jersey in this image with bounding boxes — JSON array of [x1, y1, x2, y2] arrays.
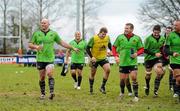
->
[[133, 40, 137, 43]]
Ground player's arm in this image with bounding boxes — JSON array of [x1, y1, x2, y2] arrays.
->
[[28, 32, 42, 51], [131, 37, 144, 58], [65, 49, 71, 64], [144, 37, 156, 55], [112, 37, 120, 63], [164, 35, 179, 57], [59, 40, 77, 52], [164, 45, 179, 57], [86, 37, 94, 58], [29, 43, 42, 51], [86, 37, 96, 62]]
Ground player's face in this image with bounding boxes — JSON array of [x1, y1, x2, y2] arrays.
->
[[153, 30, 161, 38], [165, 28, 172, 35], [174, 21, 180, 32], [99, 32, 107, 38], [75, 32, 81, 41], [124, 25, 133, 34], [40, 19, 49, 31]]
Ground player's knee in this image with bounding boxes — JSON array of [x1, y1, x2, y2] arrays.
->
[[105, 68, 110, 74], [40, 76, 45, 81], [175, 75, 180, 85], [71, 70, 76, 75], [46, 64, 54, 74], [131, 77, 137, 82], [154, 66, 164, 75], [145, 71, 152, 79]]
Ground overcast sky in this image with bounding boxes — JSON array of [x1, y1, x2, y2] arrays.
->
[[53, 0, 148, 43], [97, 0, 146, 42]]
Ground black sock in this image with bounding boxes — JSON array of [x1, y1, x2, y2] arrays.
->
[[101, 78, 107, 88], [72, 74, 77, 82], [120, 79, 125, 94], [126, 78, 132, 93], [39, 80, 45, 95], [177, 84, 180, 96], [48, 78, 55, 94], [154, 77, 161, 93], [89, 78, 94, 89], [132, 81, 138, 97], [77, 76, 82, 86], [145, 76, 151, 89], [172, 79, 178, 94], [169, 73, 173, 89]]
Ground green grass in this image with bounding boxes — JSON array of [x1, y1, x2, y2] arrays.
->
[[0, 64, 179, 111]]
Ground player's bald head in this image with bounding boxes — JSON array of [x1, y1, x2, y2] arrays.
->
[[41, 18, 50, 24], [40, 18, 50, 32]]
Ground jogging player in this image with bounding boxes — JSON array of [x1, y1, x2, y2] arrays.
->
[[86, 27, 112, 94], [144, 25, 166, 97], [112, 23, 144, 102], [65, 31, 87, 90], [165, 20, 180, 102], [29, 18, 78, 100]]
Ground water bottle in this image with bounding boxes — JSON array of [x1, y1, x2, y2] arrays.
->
[[130, 48, 134, 59]]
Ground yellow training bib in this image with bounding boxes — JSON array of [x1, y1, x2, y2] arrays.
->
[[91, 35, 109, 60]]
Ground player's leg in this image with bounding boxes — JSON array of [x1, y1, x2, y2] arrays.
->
[[130, 68, 139, 102], [46, 63, 55, 100], [71, 63, 78, 89], [154, 62, 165, 96], [125, 77, 133, 96], [172, 66, 180, 102], [76, 64, 84, 90], [89, 62, 98, 94], [37, 62, 46, 99], [119, 66, 128, 98], [169, 68, 174, 90], [144, 60, 153, 96], [100, 61, 110, 94]]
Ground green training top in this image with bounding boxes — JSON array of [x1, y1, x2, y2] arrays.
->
[[165, 31, 180, 64], [29, 30, 61, 62], [144, 35, 165, 61], [69, 39, 87, 63], [113, 34, 143, 66]]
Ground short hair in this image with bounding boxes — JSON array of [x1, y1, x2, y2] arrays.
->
[[153, 25, 161, 31], [175, 20, 180, 22], [125, 23, 134, 29], [166, 26, 173, 31], [99, 27, 108, 33]]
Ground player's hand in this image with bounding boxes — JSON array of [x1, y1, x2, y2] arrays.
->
[[131, 53, 137, 58], [36, 45, 43, 51], [173, 52, 180, 57], [107, 51, 113, 56], [155, 52, 162, 58], [91, 57, 96, 63], [72, 47, 79, 53], [115, 56, 119, 64]]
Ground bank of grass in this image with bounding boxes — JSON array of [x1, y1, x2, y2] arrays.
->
[[0, 64, 179, 111]]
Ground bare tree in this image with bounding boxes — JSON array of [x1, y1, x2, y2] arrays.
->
[[138, 0, 180, 29], [0, 0, 11, 54], [69, 0, 106, 40]]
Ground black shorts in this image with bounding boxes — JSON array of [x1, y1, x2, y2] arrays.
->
[[91, 59, 109, 68], [170, 64, 180, 69], [119, 66, 137, 74], [144, 58, 162, 69], [36, 62, 53, 70], [161, 58, 169, 66], [71, 63, 84, 70]]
